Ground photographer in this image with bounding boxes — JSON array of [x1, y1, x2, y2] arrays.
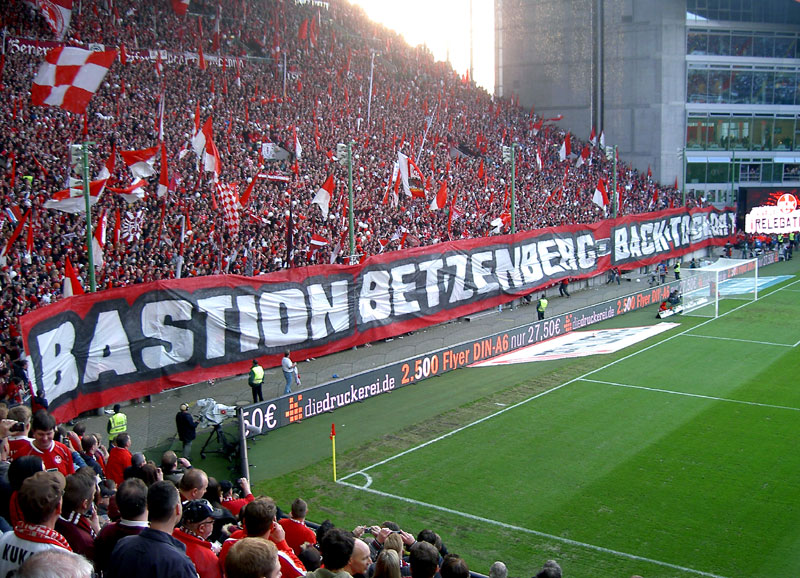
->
[[175, 403, 199, 459]]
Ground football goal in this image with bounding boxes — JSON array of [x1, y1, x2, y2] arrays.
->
[[679, 257, 759, 318]]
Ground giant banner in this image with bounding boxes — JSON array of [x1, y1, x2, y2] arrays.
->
[[20, 207, 736, 420]]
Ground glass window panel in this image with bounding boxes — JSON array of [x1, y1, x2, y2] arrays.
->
[[731, 34, 752, 56], [708, 32, 730, 56], [752, 35, 774, 58], [740, 163, 760, 182], [687, 68, 709, 103], [730, 117, 753, 150], [773, 118, 794, 150], [687, 31, 708, 55], [783, 164, 800, 181], [707, 162, 730, 184], [761, 163, 775, 182], [773, 72, 796, 105], [687, 162, 707, 184], [730, 69, 752, 104], [774, 36, 796, 59], [686, 116, 708, 149], [751, 71, 773, 104], [708, 69, 731, 103], [750, 117, 771, 151], [707, 117, 728, 150]]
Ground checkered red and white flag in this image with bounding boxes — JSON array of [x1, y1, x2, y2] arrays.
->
[[37, 0, 73, 40], [31, 46, 116, 115], [216, 182, 240, 236]]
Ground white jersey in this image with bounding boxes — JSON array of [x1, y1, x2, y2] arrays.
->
[[0, 531, 65, 578]]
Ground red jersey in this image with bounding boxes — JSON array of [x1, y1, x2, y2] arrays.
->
[[221, 494, 254, 517], [173, 527, 221, 578], [219, 534, 305, 578], [15, 440, 74, 476], [8, 435, 33, 461], [105, 446, 132, 485], [279, 518, 318, 556]]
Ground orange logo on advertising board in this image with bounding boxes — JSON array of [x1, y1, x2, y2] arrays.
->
[[285, 394, 303, 423]]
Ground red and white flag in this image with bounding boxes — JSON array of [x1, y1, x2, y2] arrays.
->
[[31, 46, 116, 115], [599, 131, 605, 149], [559, 133, 571, 162], [120, 210, 144, 242], [120, 146, 159, 179], [429, 181, 448, 211], [397, 152, 426, 198], [536, 147, 543, 171], [204, 138, 222, 180], [589, 126, 597, 146], [217, 182, 240, 236], [649, 187, 659, 209], [575, 145, 590, 168], [157, 143, 169, 198], [63, 257, 84, 297], [36, 0, 73, 40], [92, 209, 107, 269], [96, 146, 116, 181], [44, 178, 107, 213], [107, 178, 146, 203], [171, 0, 190, 16], [192, 115, 212, 157], [312, 174, 334, 219], [593, 178, 609, 213], [310, 234, 328, 247]]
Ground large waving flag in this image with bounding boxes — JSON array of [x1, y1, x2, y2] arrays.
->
[[120, 146, 159, 179], [559, 133, 571, 162], [31, 46, 116, 115], [171, 0, 190, 16], [593, 178, 609, 213], [63, 257, 84, 297], [44, 179, 107, 213], [397, 152, 426, 198], [37, 0, 73, 40], [429, 181, 448, 211]]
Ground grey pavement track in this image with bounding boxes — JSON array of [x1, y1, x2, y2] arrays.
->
[[74, 260, 706, 452]]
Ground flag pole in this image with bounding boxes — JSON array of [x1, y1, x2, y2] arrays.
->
[[366, 51, 375, 130], [347, 141, 355, 260], [511, 142, 517, 234], [612, 144, 618, 218], [330, 423, 337, 481], [82, 141, 96, 292]]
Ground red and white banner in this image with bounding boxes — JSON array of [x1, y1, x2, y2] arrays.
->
[[31, 46, 116, 115], [20, 206, 736, 421], [36, 0, 73, 40]]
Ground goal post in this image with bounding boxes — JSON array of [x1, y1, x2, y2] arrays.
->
[[679, 257, 759, 318]]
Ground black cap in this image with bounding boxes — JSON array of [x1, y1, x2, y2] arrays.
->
[[182, 499, 225, 524]]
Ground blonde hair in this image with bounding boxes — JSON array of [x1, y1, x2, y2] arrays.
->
[[373, 549, 402, 578]]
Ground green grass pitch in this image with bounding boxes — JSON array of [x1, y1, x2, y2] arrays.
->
[[244, 270, 800, 578]]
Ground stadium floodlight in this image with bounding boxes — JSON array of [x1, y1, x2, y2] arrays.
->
[[680, 257, 759, 318]]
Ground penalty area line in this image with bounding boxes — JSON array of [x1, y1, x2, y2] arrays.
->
[[336, 480, 729, 578], [680, 333, 794, 348]]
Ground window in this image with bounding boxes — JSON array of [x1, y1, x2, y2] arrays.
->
[[740, 163, 760, 182], [687, 116, 708, 149], [773, 118, 794, 150], [773, 71, 796, 105], [730, 68, 752, 104], [783, 164, 800, 181], [687, 68, 709, 103], [687, 31, 708, 55], [750, 117, 771, 150]]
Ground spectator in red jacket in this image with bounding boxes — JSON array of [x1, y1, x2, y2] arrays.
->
[[173, 499, 225, 578], [15, 410, 74, 477], [105, 433, 133, 486], [279, 498, 318, 556], [220, 478, 255, 517]]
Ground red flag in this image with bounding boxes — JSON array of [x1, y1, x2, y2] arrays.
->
[[593, 178, 609, 212], [198, 44, 207, 71], [477, 158, 484, 180], [1, 210, 30, 256], [63, 257, 85, 297], [330, 423, 335, 439], [171, 0, 190, 16], [298, 18, 308, 40], [157, 143, 169, 198], [312, 174, 334, 218], [429, 181, 448, 211]]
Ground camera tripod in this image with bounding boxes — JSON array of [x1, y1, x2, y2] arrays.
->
[[199, 422, 239, 461]]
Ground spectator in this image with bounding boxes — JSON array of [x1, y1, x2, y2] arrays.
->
[[534, 560, 562, 578], [409, 542, 440, 578], [178, 467, 209, 502], [488, 561, 507, 578], [16, 549, 94, 578], [305, 528, 355, 578], [123, 452, 148, 482], [175, 403, 199, 459], [79, 433, 106, 478], [106, 481, 197, 578], [6, 404, 32, 461], [344, 538, 372, 578], [298, 544, 322, 572], [55, 469, 100, 561], [373, 549, 402, 578], [4, 455, 44, 527], [220, 478, 255, 517], [278, 497, 318, 556], [225, 537, 280, 578], [66, 422, 86, 454], [0, 471, 70, 576], [161, 450, 191, 485], [15, 410, 74, 476], [248, 360, 265, 403], [105, 433, 133, 486], [94, 478, 149, 575], [173, 499, 225, 578], [220, 497, 306, 578], [439, 555, 468, 578]]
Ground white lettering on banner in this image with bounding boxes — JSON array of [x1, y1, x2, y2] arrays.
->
[[613, 211, 734, 263], [745, 206, 800, 234], [21, 207, 736, 418]]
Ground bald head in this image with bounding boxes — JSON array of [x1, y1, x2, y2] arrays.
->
[[345, 538, 371, 577]]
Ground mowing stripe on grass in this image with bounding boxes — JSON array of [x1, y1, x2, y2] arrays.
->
[[580, 378, 800, 412], [680, 333, 795, 347], [339, 279, 800, 481], [337, 479, 729, 578]]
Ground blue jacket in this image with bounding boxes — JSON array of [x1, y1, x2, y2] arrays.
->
[[107, 528, 198, 578]]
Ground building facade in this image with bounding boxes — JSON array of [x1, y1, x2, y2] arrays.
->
[[495, 0, 800, 206]]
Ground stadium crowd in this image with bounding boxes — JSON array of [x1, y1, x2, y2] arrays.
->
[[0, 404, 566, 578], [0, 0, 691, 391]]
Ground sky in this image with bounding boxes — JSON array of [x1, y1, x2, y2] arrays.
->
[[346, 0, 495, 93]]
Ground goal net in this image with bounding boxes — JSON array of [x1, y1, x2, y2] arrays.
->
[[679, 258, 759, 318]]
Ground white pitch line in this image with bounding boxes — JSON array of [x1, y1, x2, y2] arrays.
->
[[336, 480, 729, 578], [681, 333, 794, 348], [581, 378, 800, 412]]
